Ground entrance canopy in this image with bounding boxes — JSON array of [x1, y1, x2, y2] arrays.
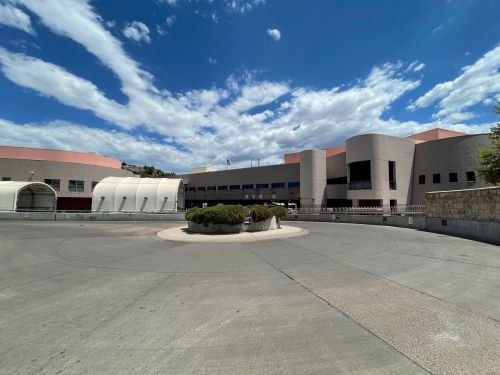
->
[[92, 177, 185, 212], [0, 181, 57, 211]]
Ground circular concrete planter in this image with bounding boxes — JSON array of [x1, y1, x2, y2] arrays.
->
[[187, 216, 280, 234]]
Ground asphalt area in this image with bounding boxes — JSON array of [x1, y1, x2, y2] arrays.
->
[[1, 221, 499, 374]]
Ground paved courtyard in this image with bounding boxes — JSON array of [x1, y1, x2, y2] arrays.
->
[[0, 221, 499, 374]]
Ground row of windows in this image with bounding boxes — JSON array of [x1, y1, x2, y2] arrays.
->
[[1, 177, 98, 192], [418, 171, 476, 185], [186, 181, 300, 192]]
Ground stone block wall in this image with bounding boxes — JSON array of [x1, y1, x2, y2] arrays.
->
[[425, 187, 500, 223]]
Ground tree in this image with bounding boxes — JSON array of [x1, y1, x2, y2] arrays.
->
[[477, 104, 500, 185]]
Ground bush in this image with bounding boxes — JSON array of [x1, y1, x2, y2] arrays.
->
[[269, 206, 287, 219], [246, 205, 273, 222], [185, 205, 246, 225]]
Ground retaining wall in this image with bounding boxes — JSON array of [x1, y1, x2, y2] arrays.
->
[[425, 187, 500, 245], [286, 214, 426, 230]]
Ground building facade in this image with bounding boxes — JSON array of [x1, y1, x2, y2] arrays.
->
[[0, 146, 133, 210], [180, 129, 491, 208]]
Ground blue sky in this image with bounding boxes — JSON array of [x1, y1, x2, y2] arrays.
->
[[0, 0, 499, 172]]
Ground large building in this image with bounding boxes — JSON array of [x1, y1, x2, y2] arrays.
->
[[0, 146, 133, 210], [180, 128, 492, 208]]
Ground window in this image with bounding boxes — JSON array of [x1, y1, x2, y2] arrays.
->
[[242, 184, 254, 190], [207, 186, 216, 191], [432, 173, 440, 184], [327, 177, 347, 185], [418, 175, 425, 185], [288, 181, 300, 188], [1, 177, 11, 181], [271, 182, 285, 189], [388, 161, 396, 190], [466, 171, 476, 182], [256, 183, 269, 189], [218, 185, 227, 190], [45, 179, 61, 191], [91, 181, 98, 191], [188, 187, 196, 191], [449, 172, 458, 183], [197, 186, 206, 191], [230, 185, 241, 190], [68, 180, 84, 192]]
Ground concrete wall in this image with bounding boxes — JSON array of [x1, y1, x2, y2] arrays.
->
[[345, 134, 415, 206], [286, 214, 426, 230], [0, 158, 133, 198], [300, 149, 326, 208], [411, 134, 490, 204], [425, 187, 500, 244], [0, 212, 185, 221], [326, 153, 348, 200]]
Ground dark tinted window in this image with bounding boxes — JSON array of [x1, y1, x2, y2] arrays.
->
[[271, 182, 285, 188], [288, 181, 300, 188], [466, 171, 476, 182], [432, 173, 440, 184], [1, 177, 11, 181], [449, 172, 458, 183], [188, 187, 196, 191], [68, 180, 84, 192], [91, 181, 98, 191], [256, 183, 269, 189], [327, 177, 347, 185], [218, 185, 227, 190], [45, 179, 61, 191], [207, 186, 216, 191], [242, 184, 254, 190], [230, 185, 240, 190], [197, 186, 206, 191], [418, 175, 425, 184]]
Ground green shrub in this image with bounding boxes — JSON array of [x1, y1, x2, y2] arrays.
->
[[246, 205, 273, 222], [269, 206, 287, 219], [185, 205, 246, 225]]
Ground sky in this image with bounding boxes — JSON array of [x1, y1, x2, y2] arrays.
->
[[0, 0, 499, 173]]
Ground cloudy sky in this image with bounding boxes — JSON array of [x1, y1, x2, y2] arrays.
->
[[0, 0, 498, 173]]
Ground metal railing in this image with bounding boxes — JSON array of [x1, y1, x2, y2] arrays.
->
[[293, 205, 426, 216]]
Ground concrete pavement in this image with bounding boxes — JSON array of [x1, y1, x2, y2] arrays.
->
[[0, 221, 499, 374]]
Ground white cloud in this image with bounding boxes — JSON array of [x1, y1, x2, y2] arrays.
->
[[266, 28, 281, 41], [18, 0, 154, 94], [156, 24, 167, 36], [160, 0, 178, 6], [413, 63, 425, 72], [165, 14, 176, 27], [0, 47, 132, 126], [208, 57, 217, 64], [0, 2, 34, 34], [123, 21, 150, 44], [227, 0, 266, 13], [409, 45, 500, 121]]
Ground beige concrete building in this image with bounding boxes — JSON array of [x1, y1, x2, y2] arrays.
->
[[0, 146, 133, 210], [180, 128, 491, 208]]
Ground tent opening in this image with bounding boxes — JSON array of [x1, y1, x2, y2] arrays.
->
[[16, 184, 56, 211]]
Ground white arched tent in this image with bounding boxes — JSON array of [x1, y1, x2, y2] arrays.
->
[[92, 177, 185, 212], [0, 181, 57, 211]]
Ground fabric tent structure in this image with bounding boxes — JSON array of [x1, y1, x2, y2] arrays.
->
[[0, 181, 57, 211], [92, 177, 185, 212]]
